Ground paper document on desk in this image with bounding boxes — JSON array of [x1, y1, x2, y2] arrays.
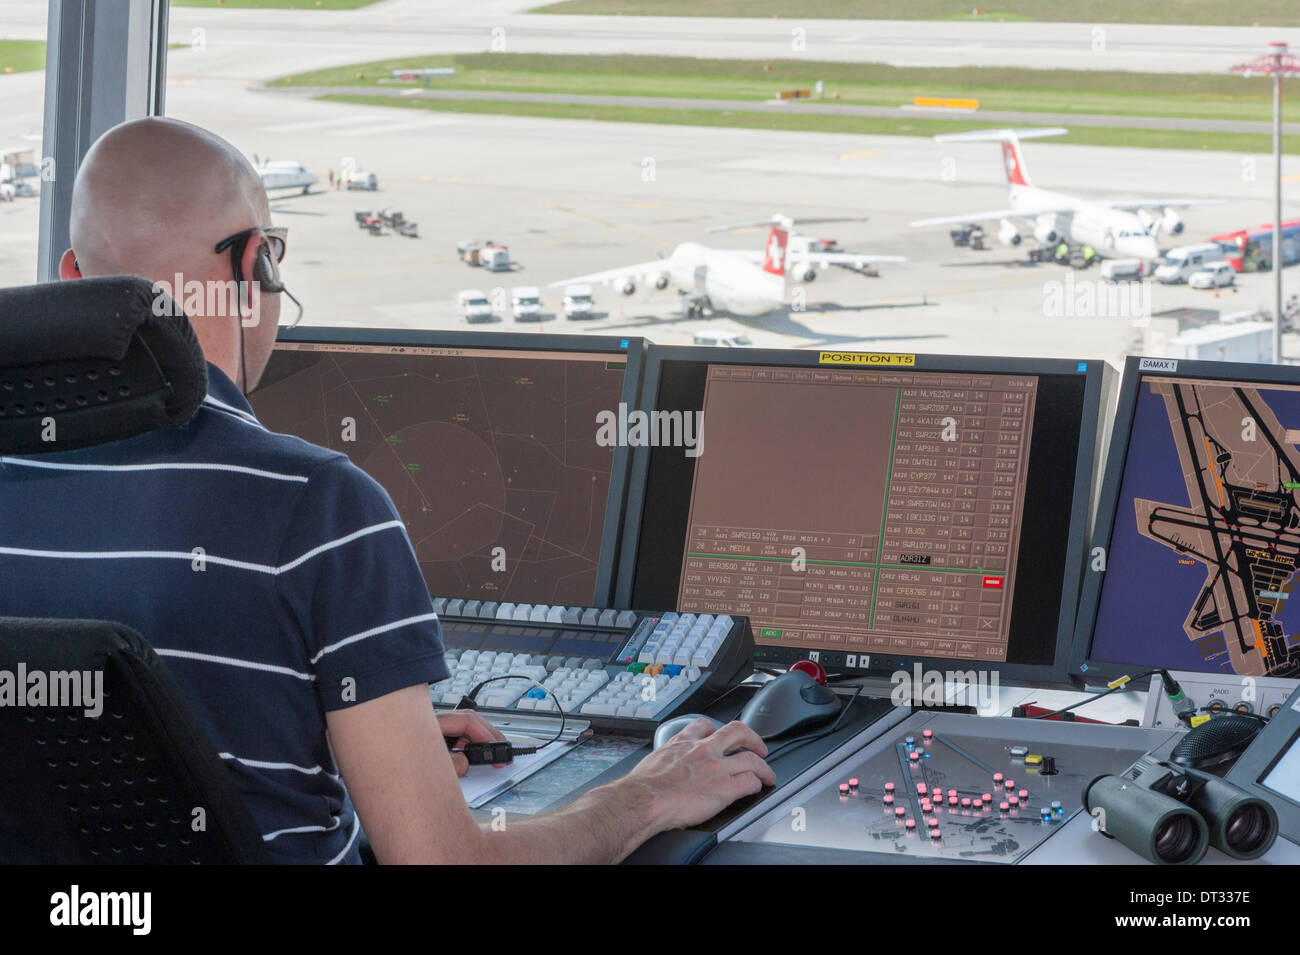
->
[[458, 740, 575, 808]]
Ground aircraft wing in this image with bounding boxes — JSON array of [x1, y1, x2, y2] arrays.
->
[[730, 250, 906, 265], [909, 207, 1073, 228], [1104, 198, 1225, 211], [797, 251, 907, 265], [547, 261, 670, 289]]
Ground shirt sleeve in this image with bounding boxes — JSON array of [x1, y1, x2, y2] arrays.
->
[[274, 454, 449, 711]]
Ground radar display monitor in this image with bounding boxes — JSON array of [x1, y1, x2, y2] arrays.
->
[[1075, 356, 1300, 681], [249, 328, 643, 607], [615, 348, 1108, 683]]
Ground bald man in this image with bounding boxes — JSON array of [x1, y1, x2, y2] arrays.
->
[[11, 117, 773, 864]]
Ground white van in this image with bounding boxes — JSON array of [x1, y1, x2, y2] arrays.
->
[[457, 289, 493, 323], [1155, 243, 1221, 284], [511, 286, 542, 321], [693, 328, 753, 347], [563, 284, 595, 320]]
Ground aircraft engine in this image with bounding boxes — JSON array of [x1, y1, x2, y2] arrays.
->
[[1160, 208, 1184, 235], [1033, 214, 1061, 245], [654, 273, 670, 290], [998, 218, 1023, 247], [620, 279, 637, 296]]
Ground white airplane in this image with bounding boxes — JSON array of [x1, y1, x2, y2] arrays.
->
[[256, 159, 319, 195], [549, 215, 904, 317], [910, 128, 1222, 259]]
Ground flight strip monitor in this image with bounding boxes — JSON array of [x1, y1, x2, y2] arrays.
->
[[615, 348, 1108, 684], [1074, 356, 1300, 682], [248, 328, 643, 608]]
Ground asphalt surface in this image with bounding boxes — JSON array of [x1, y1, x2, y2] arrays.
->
[[269, 85, 1300, 136]]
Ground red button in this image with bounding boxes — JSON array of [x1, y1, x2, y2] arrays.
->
[[982, 576, 1004, 589], [788, 658, 828, 685], [999, 801, 1010, 811], [895, 807, 906, 817], [849, 778, 860, 789], [883, 795, 894, 805], [1019, 789, 1029, 800], [917, 783, 927, 794], [885, 782, 895, 792]]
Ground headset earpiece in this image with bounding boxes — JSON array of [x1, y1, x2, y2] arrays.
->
[[252, 240, 284, 293]]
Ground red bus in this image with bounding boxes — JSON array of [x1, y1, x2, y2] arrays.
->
[[1210, 220, 1300, 272]]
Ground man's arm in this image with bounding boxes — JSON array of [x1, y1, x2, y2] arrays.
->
[[326, 684, 774, 864]]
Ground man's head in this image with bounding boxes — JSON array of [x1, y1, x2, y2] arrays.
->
[[60, 117, 283, 391]]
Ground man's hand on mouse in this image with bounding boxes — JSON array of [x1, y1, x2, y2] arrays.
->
[[619, 718, 775, 830]]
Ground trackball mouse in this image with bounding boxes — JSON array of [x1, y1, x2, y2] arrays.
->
[[738, 670, 840, 739]]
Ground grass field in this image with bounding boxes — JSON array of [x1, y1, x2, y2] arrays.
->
[[320, 93, 1300, 154], [0, 40, 45, 75], [273, 52, 1293, 126], [172, 0, 380, 8], [532, 0, 1300, 26]]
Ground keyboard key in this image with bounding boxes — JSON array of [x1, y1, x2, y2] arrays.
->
[[478, 602, 498, 618], [615, 610, 638, 628]]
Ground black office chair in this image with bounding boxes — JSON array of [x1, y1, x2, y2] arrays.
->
[[0, 276, 270, 863]]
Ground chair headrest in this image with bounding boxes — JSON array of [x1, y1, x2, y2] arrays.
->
[[0, 276, 207, 454]]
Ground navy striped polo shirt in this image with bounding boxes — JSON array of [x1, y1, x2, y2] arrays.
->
[[0, 363, 450, 864]]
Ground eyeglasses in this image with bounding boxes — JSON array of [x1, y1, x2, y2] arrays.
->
[[214, 226, 288, 270]]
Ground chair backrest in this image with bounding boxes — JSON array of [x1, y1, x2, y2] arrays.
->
[[0, 277, 267, 863], [0, 618, 270, 863], [0, 275, 206, 454]]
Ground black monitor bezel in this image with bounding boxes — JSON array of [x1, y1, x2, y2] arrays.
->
[[1071, 355, 1300, 684], [614, 345, 1107, 685], [264, 326, 645, 607]]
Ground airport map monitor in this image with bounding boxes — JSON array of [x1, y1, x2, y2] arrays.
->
[[1076, 357, 1300, 681], [616, 348, 1108, 684], [249, 329, 642, 607]]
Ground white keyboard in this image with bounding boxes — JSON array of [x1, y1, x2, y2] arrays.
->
[[428, 600, 755, 729]]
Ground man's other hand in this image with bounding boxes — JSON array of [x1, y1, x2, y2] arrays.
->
[[437, 709, 508, 776], [621, 718, 775, 830]]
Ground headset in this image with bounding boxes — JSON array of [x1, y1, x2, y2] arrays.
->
[[215, 225, 304, 391]]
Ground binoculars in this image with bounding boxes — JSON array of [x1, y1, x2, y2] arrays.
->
[[1084, 756, 1277, 865]]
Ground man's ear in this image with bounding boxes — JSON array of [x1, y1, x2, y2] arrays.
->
[[58, 249, 82, 280]]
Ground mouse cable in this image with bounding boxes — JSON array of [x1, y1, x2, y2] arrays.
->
[[762, 683, 866, 764], [445, 673, 567, 763]]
